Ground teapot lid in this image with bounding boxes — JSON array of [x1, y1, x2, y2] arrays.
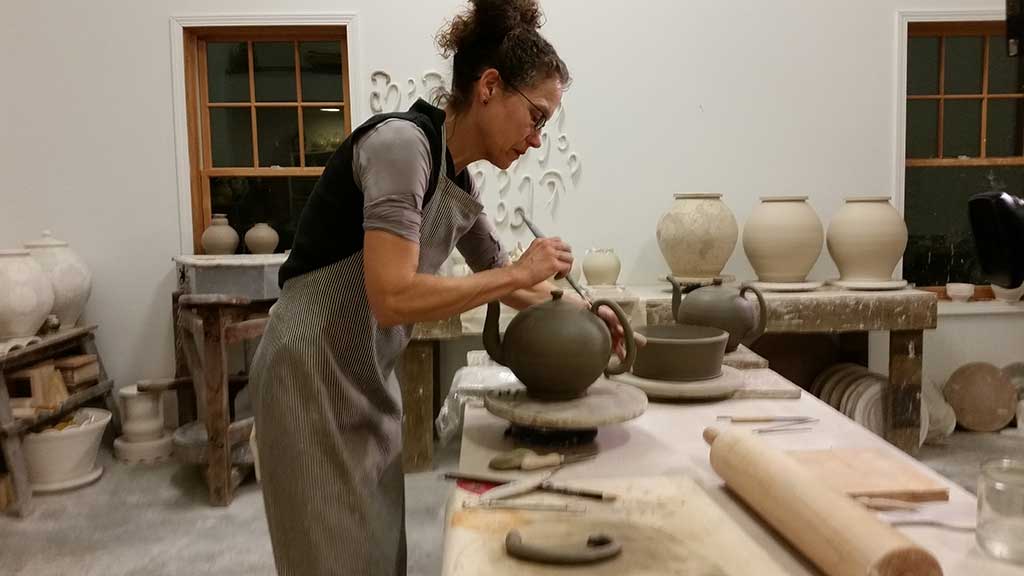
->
[[550, 289, 563, 300], [23, 230, 68, 248]]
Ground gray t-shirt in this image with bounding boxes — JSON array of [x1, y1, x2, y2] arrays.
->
[[354, 119, 509, 272]]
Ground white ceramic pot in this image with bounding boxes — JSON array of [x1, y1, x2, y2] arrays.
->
[[201, 214, 239, 255], [656, 193, 738, 279], [946, 283, 975, 302], [119, 385, 164, 442], [582, 248, 621, 285], [23, 408, 110, 486], [0, 249, 55, 340], [827, 196, 908, 282], [743, 196, 824, 282], [245, 223, 279, 254], [991, 283, 1024, 303], [23, 230, 92, 330]]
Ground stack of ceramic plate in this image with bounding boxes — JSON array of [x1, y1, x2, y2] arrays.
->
[[809, 363, 884, 437]]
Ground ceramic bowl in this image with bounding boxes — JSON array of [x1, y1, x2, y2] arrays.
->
[[23, 408, 110, 486], [991, 283, 1024, 303], [946, 283, 975, 302], [631, 324, 728, 381]]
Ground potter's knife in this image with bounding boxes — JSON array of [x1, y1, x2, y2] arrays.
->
[[516, 209, 593, 306]]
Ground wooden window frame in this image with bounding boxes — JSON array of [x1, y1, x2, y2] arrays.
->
[[906, 21, 1024, 167], [182, 26, 352, 252]]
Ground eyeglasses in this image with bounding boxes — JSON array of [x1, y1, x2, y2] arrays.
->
[[509, 85, 548, 132]]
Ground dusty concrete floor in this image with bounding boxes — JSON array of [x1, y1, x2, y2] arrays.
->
[[0, 431, 1019, 576]]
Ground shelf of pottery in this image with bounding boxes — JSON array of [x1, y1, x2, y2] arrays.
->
[[655, 193, 910, 292], [0, 230, 121, 517]]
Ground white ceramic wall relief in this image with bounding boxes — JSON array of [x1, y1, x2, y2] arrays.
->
[[370, 69, 583, 252], [826, 196, 909, 290]]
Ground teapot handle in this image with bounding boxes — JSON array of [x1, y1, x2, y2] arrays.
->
[[592, 299, 636, 376], [739, 284, 768, 346]]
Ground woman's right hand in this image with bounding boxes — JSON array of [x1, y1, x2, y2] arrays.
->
[[513, 237, 573, 287]]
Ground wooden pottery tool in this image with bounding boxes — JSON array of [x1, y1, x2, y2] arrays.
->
[[489, 448, 597, 471], [445, 471, 617, 501], [703, 426, 943, 576], [479, 469, 556, 503]]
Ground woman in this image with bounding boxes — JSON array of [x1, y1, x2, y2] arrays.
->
[[252, 1, 621, 574]]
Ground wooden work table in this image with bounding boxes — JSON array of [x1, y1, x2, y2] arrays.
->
[[445, 368, 1018, 575]]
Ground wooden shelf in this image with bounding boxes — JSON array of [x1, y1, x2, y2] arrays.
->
[[2, 380, 113, 437]]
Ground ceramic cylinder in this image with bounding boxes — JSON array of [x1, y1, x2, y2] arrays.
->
[[827, 196, 908, 282], [657, 193, 738, 279], [0, 249, 55, 340], [201, 214, 239, 255], [119, 385, 165, 442], [743, 196, 824, 282], [23, 230, 92, 330], [583, 249, 621, 285], [245, 223, 280, 254]]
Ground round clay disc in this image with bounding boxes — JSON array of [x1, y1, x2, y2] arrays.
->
[[944, 362, 1017, 432], [828, 367, 868, 410], [843, 376, 872, 419], [484, 378, 648, 430], [611, 366, 744, 401], [828, 278, 909, 291], [810, 363, 858, 397], [819, 364, 862, 405], [838, 373, 869, 415]]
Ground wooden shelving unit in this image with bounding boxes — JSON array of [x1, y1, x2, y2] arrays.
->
[[0, 326, 118, 517]]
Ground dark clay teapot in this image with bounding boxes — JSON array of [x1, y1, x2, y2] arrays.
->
[[668, 276, 767, 352], [483, 290, 637, 400]]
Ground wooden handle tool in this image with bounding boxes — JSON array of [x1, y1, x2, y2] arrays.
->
[[703, 427, 943, 576]]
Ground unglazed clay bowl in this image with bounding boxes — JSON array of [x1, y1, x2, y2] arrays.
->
[[946, 283, 975, 302], [631, 324, 728, 382], [991, 283, 1024, 303]]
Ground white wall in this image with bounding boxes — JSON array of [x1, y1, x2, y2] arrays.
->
[[0, 0, 1005, 389]]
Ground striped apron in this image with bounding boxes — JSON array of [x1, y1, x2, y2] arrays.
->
[[251, 144, 482, 576]]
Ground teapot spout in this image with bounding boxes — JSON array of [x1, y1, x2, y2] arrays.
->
[[483, 300, 506, 365]]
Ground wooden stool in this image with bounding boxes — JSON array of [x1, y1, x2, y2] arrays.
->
[[8, 362, 69, 410], [176, 294, 271, 506]]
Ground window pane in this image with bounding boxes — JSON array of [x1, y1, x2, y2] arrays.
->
[[987, 98, 1023, 157], [904, 166, 1024, 285], [943, 99, 982, 157], [209, 108, 253, 167], [209, 177, 319, 253], [254, 42, 296, 102], [300, 41, 344, 102], [303, 108, 345, 166], [944, 36, 984, 95], [206, 42, 250, 103], [988, 36, 1022, 94], [256, 108, 299, 167], [906, 100, 939, 158], [908, 37, 941, 96]]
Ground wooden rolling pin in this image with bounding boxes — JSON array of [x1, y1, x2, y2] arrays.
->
[[703, 427, 943, 576]]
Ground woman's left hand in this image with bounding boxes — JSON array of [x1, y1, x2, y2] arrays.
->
[[594, 305, 627, 360]]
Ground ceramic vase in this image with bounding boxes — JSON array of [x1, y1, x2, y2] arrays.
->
[[0, 249, 55, 340], [583, 248, 621, 285], [656, 193, 738, 279], [23, 230, 92, 330], [245, 223, 279, 254], [743, 196, 824, 282], [827, 196, 908, 282], [201, 214, 239, 255]]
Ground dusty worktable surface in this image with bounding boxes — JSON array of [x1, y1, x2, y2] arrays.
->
[[446, 369, 1019, 575]]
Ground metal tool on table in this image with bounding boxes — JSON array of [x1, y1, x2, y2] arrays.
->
[[716, 414, 819, 434], [489, 448, 597, 471], [445, 471, 617, 501]]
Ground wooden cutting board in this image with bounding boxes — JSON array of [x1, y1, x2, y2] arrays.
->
[[442, 475, 792, 575], [787, 448, 949, 503]]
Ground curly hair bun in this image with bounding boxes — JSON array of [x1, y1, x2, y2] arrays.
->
[[437, 0, 543, 58]]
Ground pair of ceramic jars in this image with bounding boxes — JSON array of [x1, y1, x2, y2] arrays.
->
[[0, 231, 93, 340], [743, 196, 907, 283], [201, 215, 279, 255]]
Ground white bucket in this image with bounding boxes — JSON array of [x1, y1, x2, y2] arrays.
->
[[23, 408, 111, 488]]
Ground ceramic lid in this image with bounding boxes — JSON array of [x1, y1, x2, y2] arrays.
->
[[845, 196, 891, 203], [759, 195, 808, 202], [23, 230, 68, 248], [0, 249, 30, 257], [674, 193, 722, 199]]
